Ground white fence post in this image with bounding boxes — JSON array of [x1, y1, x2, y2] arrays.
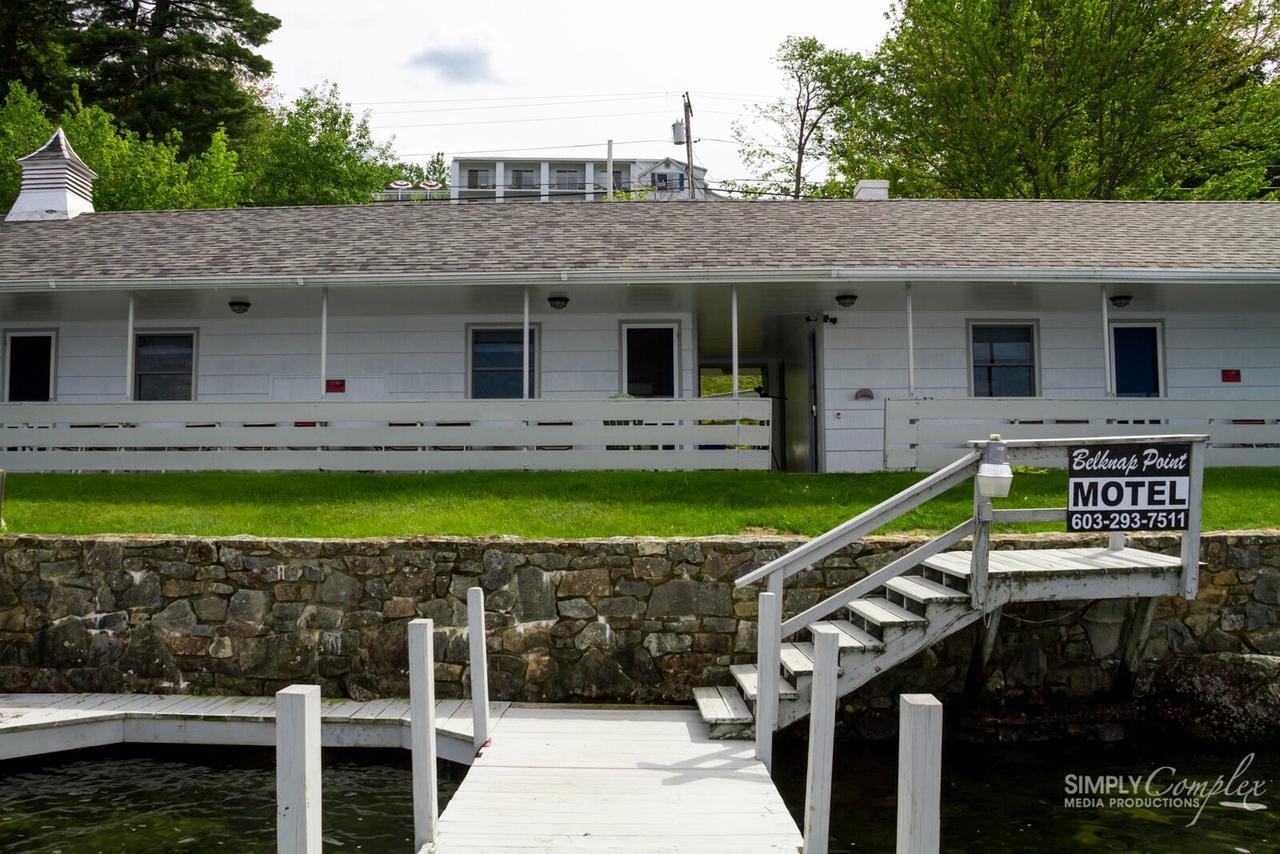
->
[[276, 684, 322, 854], [468, 587, 490, 750], [803, 625, 840, 854], [755, 589, 781, 772], [409, 618, 439, 849], [1181, 439, 1205, 599], [896, 694, 943, 854]]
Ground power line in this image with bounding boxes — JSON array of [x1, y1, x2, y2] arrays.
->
[[396, 139, 669, 157], [352, 90, 670, 106], [378, 110, 687, 130], [368, 94, 676, 116]]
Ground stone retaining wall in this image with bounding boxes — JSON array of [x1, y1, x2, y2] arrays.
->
[[1, 532, 1277, 712]]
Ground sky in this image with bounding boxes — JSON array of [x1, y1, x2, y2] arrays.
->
[[254, 0, 896, 186]]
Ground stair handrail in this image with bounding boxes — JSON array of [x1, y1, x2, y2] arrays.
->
[[734, 450, 982, 590]]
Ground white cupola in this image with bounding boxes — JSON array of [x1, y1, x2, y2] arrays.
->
[[5, 128, 98, 222]]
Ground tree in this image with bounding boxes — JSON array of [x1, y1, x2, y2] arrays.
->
[[240, 83, 404, 206], [829, 0, 1280, 200], [70, 0, 280, 152], [0, 81, 243, 211], [734, 36, 869, 198], [0, 0, 77, 111]]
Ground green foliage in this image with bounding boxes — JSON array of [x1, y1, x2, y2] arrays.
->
[[733, 36, 871, 198], [240, 83, 404, 207], [0, 0, 76, 110], [70, 0, 281, 153], [827, 0, 1280, 200], [0, 81, 244, 211]]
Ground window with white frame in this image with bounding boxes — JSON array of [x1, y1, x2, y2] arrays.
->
[[970, 324, 1036, 397], [470, 328, 536, 399], [554, 169, 579, 190], [135, 332, 195, 400]]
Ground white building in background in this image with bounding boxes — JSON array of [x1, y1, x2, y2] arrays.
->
[[449, 155, 713, 202]]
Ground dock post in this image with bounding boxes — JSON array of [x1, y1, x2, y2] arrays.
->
[[1180, 439, 1205, 600], [896, 694, 942, 854], [409, 618, 439, 849], [803, 625, 840, 854], [756, 589, 781, 773], [276, 684, 322, 854], [468, 587, 490, 750]]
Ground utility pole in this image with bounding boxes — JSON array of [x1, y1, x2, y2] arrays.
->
[[606, 138, 614, 200], [682, 92, 695, 201]]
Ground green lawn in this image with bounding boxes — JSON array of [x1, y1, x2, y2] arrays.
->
[[1, 469, 1276, 539]]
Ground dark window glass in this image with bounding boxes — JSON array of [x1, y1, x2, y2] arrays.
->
[[1114, 326, 1161, 397], [626, 327, 676, 397], [471, 329, 535, 399], [135, 334, 194, 400], [972, 325, 1035, 397], [7, 335, 53, 401]]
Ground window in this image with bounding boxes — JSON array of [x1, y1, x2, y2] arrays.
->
[[554, 169, 579, 190], [651, 173, 669, 189], [470, 328, 536, 399], [466, 169, 490, 189], [623, 324, 678, 397], [971, 324, 1035, 397], [612, 169, 624, 189], [511, 169, 535, 189], [4, 331, 55, 402], [1112, 324, 1163, 397], [135, 333, 195, 400]]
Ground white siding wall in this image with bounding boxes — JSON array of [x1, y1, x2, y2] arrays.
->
[[3, 297, 696, 404], [823, 307, 1280, 472]]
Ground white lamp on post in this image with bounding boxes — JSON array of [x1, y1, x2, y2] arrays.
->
[[976, 434, 1014, 498]]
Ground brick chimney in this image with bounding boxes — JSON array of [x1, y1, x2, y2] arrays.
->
[[5, 128, 97, 222]]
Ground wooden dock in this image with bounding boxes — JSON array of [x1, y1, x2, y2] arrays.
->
[[0, 693, 804, 853]]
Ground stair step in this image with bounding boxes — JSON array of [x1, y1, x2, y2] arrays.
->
[[693, 685, 753, 725], [779, 642, 817, 678], [827, 620, 884, 651], [846, 598, 928, 627], [885, 575, 969, 603], [730, 664, 799, 701]]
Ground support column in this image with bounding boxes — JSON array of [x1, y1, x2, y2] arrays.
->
[[731, 285, 740, 399], [585, 161, 595, 201], [450, 160, 460, 201], [409, 619, 439, 849], [124, 291, 135, 400], [468, 587, 490, 751], [803, 625, 840, 854], [494, 160, 504, 200], [1100, 286, 1113, 397], [319, 288, 328, 400], [522, 286, 530, 400], [276, 684, 322, 854], [896, 694, 943, 854], [905, 282, 915, 398], [540, 161, 550, 202]]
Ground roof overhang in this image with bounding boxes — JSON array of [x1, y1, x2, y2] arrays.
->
[[0, 266, 1275, 293]]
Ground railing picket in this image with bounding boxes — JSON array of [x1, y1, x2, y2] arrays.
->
[[803, 626, 841, 854], [969, 481, 991, 611], [467, 587, 490, 751]]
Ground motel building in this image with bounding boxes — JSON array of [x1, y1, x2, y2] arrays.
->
[[0, 129, 1277, 475]]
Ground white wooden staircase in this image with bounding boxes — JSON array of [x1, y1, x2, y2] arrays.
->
[[694, 436, 1206, 751]]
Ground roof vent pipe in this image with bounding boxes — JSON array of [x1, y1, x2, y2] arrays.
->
[[853, 179, 889, 201], [5, 128, 97, 222]]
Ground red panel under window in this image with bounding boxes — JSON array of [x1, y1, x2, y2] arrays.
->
[[1221, 369, 1242, 383], [326, 378, 346, 393]]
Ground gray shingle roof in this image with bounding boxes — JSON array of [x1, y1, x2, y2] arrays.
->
[[0, 198, 1277, 283]]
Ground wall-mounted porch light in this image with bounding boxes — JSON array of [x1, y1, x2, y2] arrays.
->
[[1108, 295, 1132, 308], [228, 299, 251, 314], [976, 434, 1014, 498], [547, 295, 569, 310], [835, 293, 858, 308]]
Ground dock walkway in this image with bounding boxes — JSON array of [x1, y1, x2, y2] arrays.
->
[[0, 693, 804, 853]]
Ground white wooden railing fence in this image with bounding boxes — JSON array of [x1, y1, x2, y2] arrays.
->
[[0, 398, 771, 472], [884, 397, 1279, 470]]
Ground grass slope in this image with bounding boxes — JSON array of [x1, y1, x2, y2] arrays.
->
[[2, 469, 1276, 539]]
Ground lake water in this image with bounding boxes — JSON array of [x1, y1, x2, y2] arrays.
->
[[0, 738, 1274, 852]]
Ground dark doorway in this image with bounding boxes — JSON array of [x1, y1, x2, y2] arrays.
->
[[625, 326, 676, 397], [1113, 325, 1162, 397], [6, 333, 53, 401], [807, 329, 820, 471]]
